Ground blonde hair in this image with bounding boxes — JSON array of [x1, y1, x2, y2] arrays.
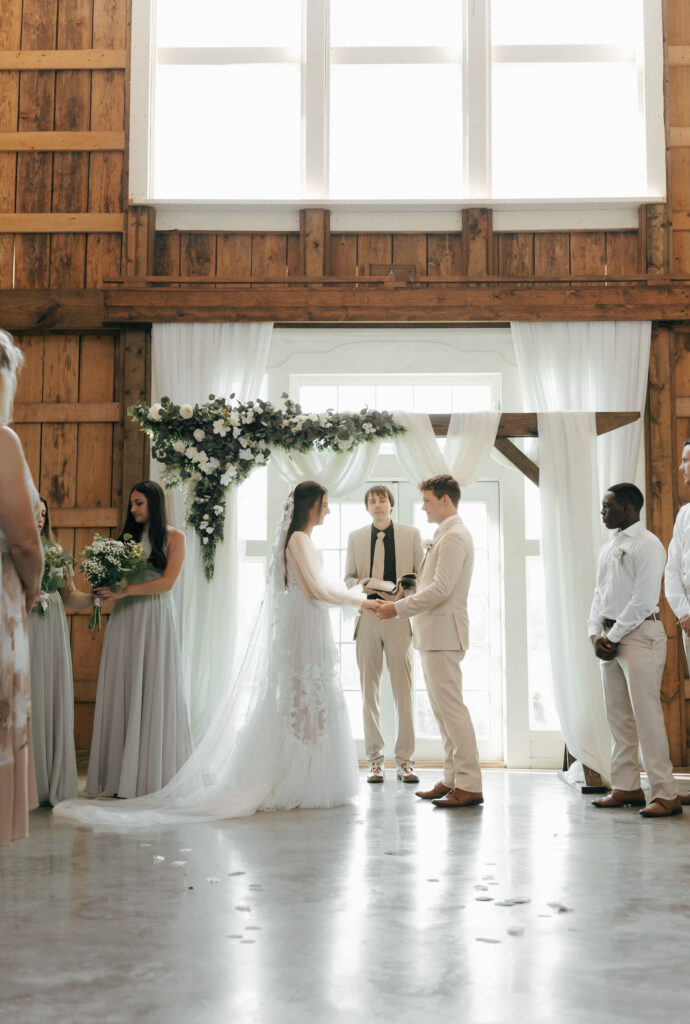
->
[[0, 330, 23, 425]]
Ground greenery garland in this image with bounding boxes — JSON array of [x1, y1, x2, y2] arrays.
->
[[129, 394, 405, 580]]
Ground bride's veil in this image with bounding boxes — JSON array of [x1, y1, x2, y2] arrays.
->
[[54, 491, 296, 826]]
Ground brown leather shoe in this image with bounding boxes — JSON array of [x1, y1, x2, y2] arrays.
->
[[639, 796, 683, 818], [591, 788, 646, 808], [679, 793, 690, 806], [416, 781, 452, 800], [431, 788, 484, 808]]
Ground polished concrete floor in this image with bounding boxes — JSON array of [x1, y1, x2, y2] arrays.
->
[[2, 769, 690, 1024]]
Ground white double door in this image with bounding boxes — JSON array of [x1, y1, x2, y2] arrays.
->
[[324, 480, 503, 765]]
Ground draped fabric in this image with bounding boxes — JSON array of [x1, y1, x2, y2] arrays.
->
[[393, 410, 501, 486], [270, 441, 382, 500], [511, 321, 652, 780], [151, 323, 273, 741]]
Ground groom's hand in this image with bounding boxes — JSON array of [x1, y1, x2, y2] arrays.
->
[[374, 601, 397, 620]]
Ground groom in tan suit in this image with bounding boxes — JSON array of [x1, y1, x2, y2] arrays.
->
[[373, 474, 483, 808], [345, 485, 423, 784]]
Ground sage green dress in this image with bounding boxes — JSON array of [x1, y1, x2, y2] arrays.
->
[[86, 535, 192, 798]]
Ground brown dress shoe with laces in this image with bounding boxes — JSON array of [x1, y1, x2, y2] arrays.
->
[[591, 788, 646, 808], [431, 788, 484, 808], [416, 781, 452, 800], [639, 796, 683, 818]]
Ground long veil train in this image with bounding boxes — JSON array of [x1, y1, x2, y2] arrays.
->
[[54, 492, 358, 826]]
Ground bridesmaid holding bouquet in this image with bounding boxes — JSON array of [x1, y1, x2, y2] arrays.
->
[[28, 498, 92, 805], [86, 481, 192, 798]]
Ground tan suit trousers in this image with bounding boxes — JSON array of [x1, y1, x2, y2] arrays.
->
[[356, 611, 414, 767], [420, 648, 482, 792], [600, 620, 677, 802]]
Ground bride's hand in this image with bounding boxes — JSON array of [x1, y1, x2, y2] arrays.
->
[[360, 601, 379, 613]]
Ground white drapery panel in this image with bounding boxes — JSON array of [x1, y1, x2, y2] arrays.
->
[[270, 442, 382, 499], [511, 321, 651, 781], [393, 410, 501, 486], [537, 412, 612, 778], [151, 322, 273, 741]]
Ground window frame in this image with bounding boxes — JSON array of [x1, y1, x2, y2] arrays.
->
[[130, 0, 665, 232]]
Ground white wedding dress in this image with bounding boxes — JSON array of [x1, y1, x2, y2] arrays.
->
[[53, 502, 363, 826]]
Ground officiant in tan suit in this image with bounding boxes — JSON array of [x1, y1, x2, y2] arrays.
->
[[373, 474, 483, 808], [345, 485, 423, 784]]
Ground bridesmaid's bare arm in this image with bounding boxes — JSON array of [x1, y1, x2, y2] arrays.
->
[[94, 527, 186, 600]]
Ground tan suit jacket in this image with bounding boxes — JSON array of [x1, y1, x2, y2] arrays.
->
[[394, 514, 474, 652], [345, 521, 423, 636]]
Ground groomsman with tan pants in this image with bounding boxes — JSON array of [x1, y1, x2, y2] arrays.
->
[[345, 485, 423, 784], [373, 475, 483, 808]]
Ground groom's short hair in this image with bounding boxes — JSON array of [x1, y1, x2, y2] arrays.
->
[[420, 474, 461, 507], [364, 485, 395, 509]]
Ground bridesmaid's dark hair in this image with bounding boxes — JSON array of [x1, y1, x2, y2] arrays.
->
[[120, 480, 168, 571], [283, 480, 327, 584], [38, 495, 56, 545]]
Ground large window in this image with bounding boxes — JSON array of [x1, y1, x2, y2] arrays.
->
[[132, 0, 663, 216]]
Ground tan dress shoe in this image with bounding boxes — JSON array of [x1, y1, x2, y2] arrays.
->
[[396, 763, 419, 784], [415, 781, 452, 800], [639, 796, 683, 818], [591, 788, 646, 808], [431, 788, 484, 808], [367, 764, 384, 784]]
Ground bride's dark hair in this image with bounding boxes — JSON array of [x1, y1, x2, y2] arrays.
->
[[119, 480, 169, 571], [283, 480, 327, 583]]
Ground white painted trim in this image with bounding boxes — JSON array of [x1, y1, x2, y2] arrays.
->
[[330, 45, 461, 64], [129, 0, 155, 202], [303, 0, 329, 199], [464, 0, 491, 199], [643, 0, 666, 200], [492, 44, 636, 64], [157, 46, 300, 64]]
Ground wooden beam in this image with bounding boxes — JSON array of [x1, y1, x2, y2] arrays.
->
[[670, 127, 690, 148], [299, 209, 330, 277], [0, 49, 127, 70], [13, 402, 120, 423], [50, 507, 119, 528], [493, 437, 539, 486], [103, 282, 690, 323], [668, 45, 690, 65], [429, 412, 639, 439], [0, 131, 125, 151], [0, 213, 124, 233], [0, 289, 106, 331], [677, 397, 690, 417]]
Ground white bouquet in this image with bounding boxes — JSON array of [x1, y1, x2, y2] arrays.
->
[[79, 534, 150, 630]]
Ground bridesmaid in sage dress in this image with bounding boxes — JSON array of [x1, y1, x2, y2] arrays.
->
[[86, 481, 192, 798], [27, 497, 91, 806]]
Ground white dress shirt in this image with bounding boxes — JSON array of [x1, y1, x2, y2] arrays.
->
[[665, 503, 690, 619], [587, 520, 666, 644]]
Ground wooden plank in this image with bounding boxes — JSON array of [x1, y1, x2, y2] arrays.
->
[[533, 233, 570, 277], [676, 397, 690, 416], [0, 288, 105, 330], [428, 412, 639, 439], [328, 234, 357, 276], [40, 335, 79, 508], [125, 206, 155, 276], [251, 234, 289, 277], [0, 50, 127, 70], [357, 234, 392, 275], [667, 4, 690, 45], [461, 209, 493, 276], [43, 336, 79, 402], [670, 127, 690, 147], [669, 45, 690, 64], [180, 233, 216, 277], [153, 232, 181, 277], [120, 329, 150, 520], [85, 233, 122, 286], [392, 234, 427, 277], [669, 149, 690, 212], [12, 334, 44, 481], [497, 233, 534, 277], [427, 234, 463, 277], [13, 402, 120, 423], [493, 437, 539, 485], [647, 203, 670, 274], [0, 212, 124, 232], [668, 67, 690, 130], [300, 209, 330, 277], [570, 232, 606, 275], [0, 131, 125, 151], [51, 507, 119, 527], [605, 232, 640, 276], [76, 332, 116, 509], [0, 2, 21, 287], [215, 233, 252, 284]]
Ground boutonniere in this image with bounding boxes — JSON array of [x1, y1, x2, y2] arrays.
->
[[423, 540, 434, 553], [612, 546, 626, 561]]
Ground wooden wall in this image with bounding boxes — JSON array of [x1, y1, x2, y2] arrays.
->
[[1, 0, 690, 758]]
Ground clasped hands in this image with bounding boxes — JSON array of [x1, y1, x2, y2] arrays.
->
[[359, 579, 401, 620], [591, 635, 618, 661]]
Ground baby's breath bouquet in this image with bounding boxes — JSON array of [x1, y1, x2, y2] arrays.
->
[[34, 542, 73, 617], [79, 534, 150, 630]]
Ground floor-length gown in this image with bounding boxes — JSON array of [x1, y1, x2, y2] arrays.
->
[[85, 535, 193, 798], [27, 587, 78, 805], [54, 527, 363, 825], [0, 472, 39, 845]]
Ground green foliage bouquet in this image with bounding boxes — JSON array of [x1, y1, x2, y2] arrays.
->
[[129, 393, 405, 581], [79, 534, 150, 630], [34, 542, 73, 617]]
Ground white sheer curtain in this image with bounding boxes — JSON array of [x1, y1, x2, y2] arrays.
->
[[270, 442, 382, 499], [151, 323, 273, 741], [393, 410, 501, 486], [512, 321, 652, 780]]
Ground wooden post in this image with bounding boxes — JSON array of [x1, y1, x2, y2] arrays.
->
[[461, 207, 493, 277], [299, 208, 330, 277]]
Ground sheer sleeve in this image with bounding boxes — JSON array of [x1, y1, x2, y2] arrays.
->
[[287, 532, 364, 607]]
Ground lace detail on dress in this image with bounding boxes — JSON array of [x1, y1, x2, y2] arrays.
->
[[276, 631, 341, 744]]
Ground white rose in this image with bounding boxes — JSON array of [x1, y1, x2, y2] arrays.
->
[[185, 446, 199, 461], [238, 449, 254, 461], [220, 466, 237, 486], [193, 428, 206, 442], [207, 457, 220, 471], [233, 426, 242, 439], [206, 526, 214, 534], [228, 411, 241, 427], [180, 404, 194, 419], [148, 403, 162, 422], [308, 412, 320, 422], [242, 409, 255, 424], [172, 439, 186, 454], [213, 419, 228, 437], [202, 537, 209, 545], [338, 437, 353, 450]]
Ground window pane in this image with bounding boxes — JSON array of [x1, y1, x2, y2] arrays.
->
[[524, 479, 541, 542], [491, 0, 642, 47], [526, 555, 559, 730], [298, 385, 338, 412], [157, 0, 302, 49], [375, 385, 414, 411], [451, 384, 493, 411], [154, 66, 301, 199], [330, 65, 462, 199], [413, 384, 451, 411], [236, 465, 267, 541], [338, 385, 376, 411], [331, 0, 462, 49], [492, 63, 644, 198]]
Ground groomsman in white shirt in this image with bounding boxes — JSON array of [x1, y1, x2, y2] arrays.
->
[[588, 482, 681, 818], [664, 440, 690, 806], [345, 485, 423, 784]]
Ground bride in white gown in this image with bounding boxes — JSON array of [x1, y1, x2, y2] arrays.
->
[[54, 481, 371, 825]]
